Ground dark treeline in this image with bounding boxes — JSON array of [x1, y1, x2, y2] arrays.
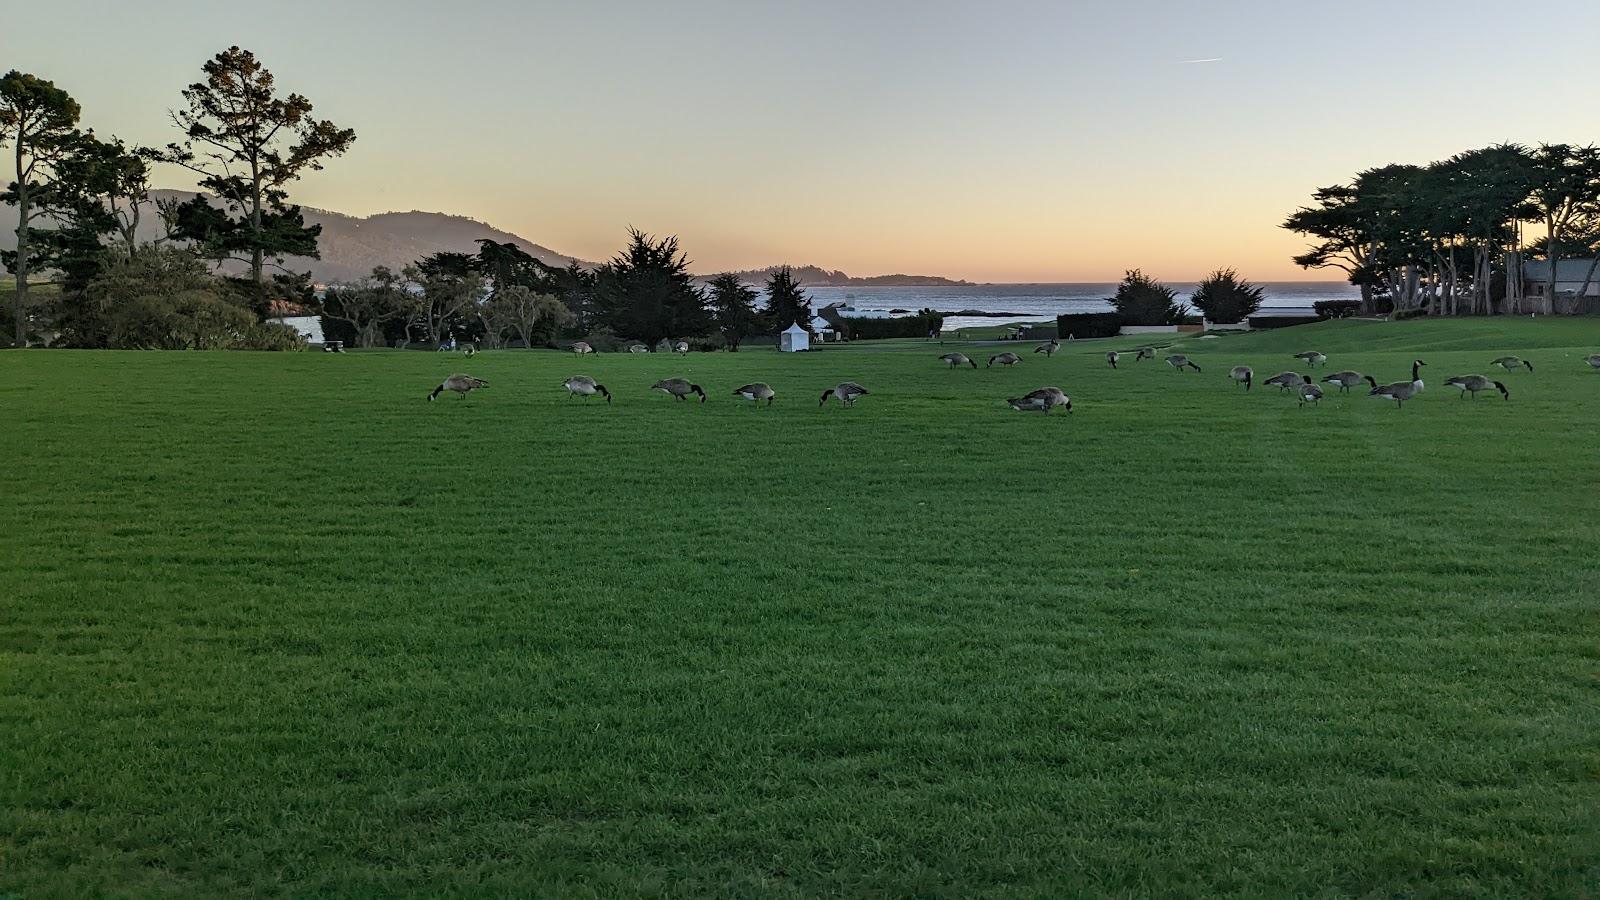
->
[[1, 52, 823, 351], [1284, 144, 1600, 316], [321, 230, 817, 352]]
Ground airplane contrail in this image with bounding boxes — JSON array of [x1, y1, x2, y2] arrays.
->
[[1180, 57, 1223, 64]]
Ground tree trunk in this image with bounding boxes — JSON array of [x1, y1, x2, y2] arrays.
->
[[13, 140, 28, 348], [248, 158, 265, 316], [1571, 254, 1600, 314], [1544, 214, 1558, 311]]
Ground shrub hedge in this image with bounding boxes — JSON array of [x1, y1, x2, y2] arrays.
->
[[843, 312, 944, 339], [1247, 315, 1321, 329], [1055, 312, 1122, 339], [1314, 299, 1361, 319]]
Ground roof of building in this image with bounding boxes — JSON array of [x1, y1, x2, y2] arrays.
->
[[1521, 258, 1600, 280]]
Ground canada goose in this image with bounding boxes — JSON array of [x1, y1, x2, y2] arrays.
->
[[651, 378, 706, 402], [1134, 347, 1156, 361], [1320, 370, 1366, 393], [1034, 339, 1060, 357], [939, 352, 977, 369], [1106, 351, 1120, 369], [1293, 351, 1327, 367], [1228, 366, 1253, 390], [673, 341, 689, 355], [571, 341, 594, 355], [1368, 360, 1427, 408], [1263, 371, 1305, 392], [820, 382, 869, 407], [988, 352, 1022, 368], [1443, 374, 1509, 400], [1006, 387, 1072, 414], [560, 375, 611, 402], [1165, 354, 1201, 372], [627, 344, 649, 354], [428, 373, 487, 401], [733, 382, 776, 406], [1296, 377, 1323, 407], [1587, 354, 1600, 369], [1491, 356, 1533, 372]]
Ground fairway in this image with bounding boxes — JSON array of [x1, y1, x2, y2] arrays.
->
[[3, 319, 1599, 896]]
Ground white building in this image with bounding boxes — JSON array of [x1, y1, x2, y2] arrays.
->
[[1522, 259, 1600, 298], [779, 321, 811, 352]]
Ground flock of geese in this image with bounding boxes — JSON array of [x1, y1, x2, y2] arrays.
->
[[427, 340, 1600, 413]]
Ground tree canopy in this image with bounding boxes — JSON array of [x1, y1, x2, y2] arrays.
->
[[1285, 143, 1600, 315], [1110, 269, 1186, 325]]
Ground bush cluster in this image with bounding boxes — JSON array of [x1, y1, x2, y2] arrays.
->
[[1054, 312, 1122, 339], [1314, 299, 1361, 319], [842, 311, 945, 339]]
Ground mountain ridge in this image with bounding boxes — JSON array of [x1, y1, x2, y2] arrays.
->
[[0, 190, 971, 286]]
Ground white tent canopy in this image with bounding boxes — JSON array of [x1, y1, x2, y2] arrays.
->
[[779, 321, 810, 352]]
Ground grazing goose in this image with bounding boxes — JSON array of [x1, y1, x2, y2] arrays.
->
[[939, 352, 977, 369], [1034, 339, 1060, 357], [988, 351, 1022, 368], [627, 344, 649, 354], [733, 382, 776, 406], [1228, 366, 1253, 390], [1134, 347, 1156, 361], [820, 382, 869, 407], [1165, 354, 1201, 372], [1491, 356, 1533, 372], [428, 373, 487, 401], [1106, 351, 1121, 369], [1443, 374, 1508, 400], [651, 378, 706, 402], [1263, 371, 1305, 392], [1296, 377, 1323, 407], [1320, 370, 1366, 393], [673, 341, 689, 355], [560, 375, 611, 402], [571, 340, 595, 355], [1007, 387, 1072, 414], [1368, 360, 1427, 408], [1293, 351, 1327, 368]]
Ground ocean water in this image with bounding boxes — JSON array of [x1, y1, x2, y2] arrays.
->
[[802, 282, 1359, 331]]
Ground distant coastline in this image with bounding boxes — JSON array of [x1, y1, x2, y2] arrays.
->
[[704, 265, 973, 287]]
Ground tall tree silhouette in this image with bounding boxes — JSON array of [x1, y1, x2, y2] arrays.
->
[[0, 70, 83, 346], [764, 265, 811, 331], [162, 47, 355, 315], [706, 273, 760, 350], [590, 229, 708, 347]]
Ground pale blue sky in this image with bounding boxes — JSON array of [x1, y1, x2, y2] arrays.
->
[[4, 1, 1598, 280]]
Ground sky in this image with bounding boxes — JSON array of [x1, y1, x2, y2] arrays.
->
[[4, 0, 1599, 282]]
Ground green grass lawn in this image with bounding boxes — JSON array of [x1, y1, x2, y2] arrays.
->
[[3, 318, 1599, 896]]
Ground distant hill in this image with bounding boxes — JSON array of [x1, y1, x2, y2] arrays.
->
[[0, 190, 594, 284], [0, 192, 971, 287], [708, 265, 971, 287]]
